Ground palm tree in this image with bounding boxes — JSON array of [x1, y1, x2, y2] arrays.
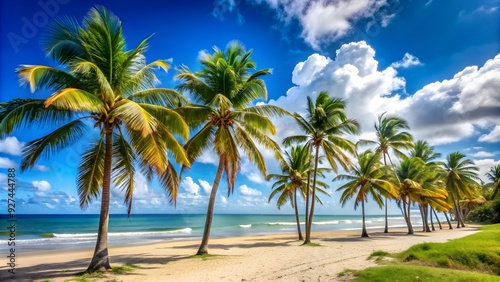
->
[[284, 92, 359, 243], [409, 140, 441, 164], [395, 157, 430, 234], [0, 7, 189, 272], [335, 150, 398, 237], [441, 152, 479, 228], [358, 112, 413, 233], [267, 145, 331, 240], [485, 165, 500, 200], [176, 41, 288, 255]]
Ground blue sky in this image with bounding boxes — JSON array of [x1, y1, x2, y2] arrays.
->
[[0, 0, 499, 215]]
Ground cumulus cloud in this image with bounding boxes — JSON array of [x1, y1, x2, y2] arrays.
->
[[181, 177, 200, 194], [0, 157, 17, 169], [246, 0, 399, 48], [0, 136, 25, 155], [238, 184, 263, 196], [470, 151, 496, 158], [391, 53, 423, 68], [479, 125, 500, 143], [199, 179, 212, 194], [34, 165, 51, 172], [474, 158, 500, 182], [32, 180, 51, 192], [267, 42, 500, 146]]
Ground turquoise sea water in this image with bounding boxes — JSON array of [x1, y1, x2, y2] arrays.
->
[[0, 214, 419, 252]]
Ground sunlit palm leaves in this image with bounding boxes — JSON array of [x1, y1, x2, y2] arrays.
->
[[0, 6, 189, 271]]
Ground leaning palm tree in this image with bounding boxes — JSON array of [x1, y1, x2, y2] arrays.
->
[[176, 41, 288, 255], [0, 7, 189, 272], [485, 165, 500, 200], [284, 92, 359, 243], [267, 145, 331, 240], [441, 152, 479, 228], [358, 112, 413, 233], [335, 150, 398, 237]]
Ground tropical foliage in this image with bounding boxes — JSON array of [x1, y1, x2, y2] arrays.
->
[[0, 6, 189, 272], [175, 41, 288, 255], [284, 91, 359, 243]]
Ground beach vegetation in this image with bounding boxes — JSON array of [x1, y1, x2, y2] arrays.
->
[[335, 149, 398, 237], [0, 6, 189, 272], [358, 113, 413, 233], [283, 91, 359, 244], [267, 145, 331, 240], [175, 41, 289, 255]]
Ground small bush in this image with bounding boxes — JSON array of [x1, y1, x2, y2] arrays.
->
[[468, 199, 500, 223]]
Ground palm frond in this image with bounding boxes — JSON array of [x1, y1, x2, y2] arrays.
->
[[77, 135, 105, 208]]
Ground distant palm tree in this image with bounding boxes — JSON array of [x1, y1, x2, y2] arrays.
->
[[409, 140, 441, 164], [395, 157, 431, 234], [267, 145, 331, 240], [335, 150, 398, 237], [284, 92, 359, 244], [0, 6, 189, 272], [485, 165, 500, 200], [358, 112, 413, 233], [176, 41, 288, 255], [441, 152, 479, 228]]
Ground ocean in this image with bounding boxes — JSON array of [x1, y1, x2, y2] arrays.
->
[[0, 213, 425, 252]]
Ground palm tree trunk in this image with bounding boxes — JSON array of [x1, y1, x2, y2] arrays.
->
[[383, 153, 389, 233], [444, 212, 453, 229], [424, 204, 431, 232], [432, 208, 442, 230], [304, 171, 311, 241], [419, 205, 426, 232], [197, 158, 224, 255], [406, 199, 414, 235], [429, 205, 435, 231], [450, 194, 463, 228], [304, 145, 320, 244], [293, 190, 303, 240], [492, 186, 499, 200], [87, 126, 113, 272], [361, 199, 368, 238]]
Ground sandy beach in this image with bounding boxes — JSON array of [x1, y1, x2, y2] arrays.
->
[[0, 226, 481, 282]]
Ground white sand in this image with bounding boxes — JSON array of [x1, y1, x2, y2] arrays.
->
[[0, 226, 480, 281]]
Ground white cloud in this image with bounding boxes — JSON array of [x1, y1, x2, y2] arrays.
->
[[180, 177, 200, 194], [34, 165, 51, 172], [220, 195, 228, 204], [470, 151, 496, 158], [250, 0, 393, 48], [32, 180, 51, 191], [197, 49, 209, 61], [45, 203, 55, 209], [391, 53, 422, 68], [198, 150, 219, 166], [474, 158, 500, 182], [479, 125, 500, 143], [268, 42, 500, 146], [238, 184, 263, 197], [199, 179, 212, 194], [0, 157, 17, 169], [0, 136, 25, 156]]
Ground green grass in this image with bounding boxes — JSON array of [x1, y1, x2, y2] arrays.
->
[[302, 242, 322, 247], [369, 250, 389, 258], [396, 224, 500, 274], [191, 254, 223, 260], [347, 265, 500, 282], [345, 224, 500, 281], [111, 265, 137, 274], [63, 264, 137, 282]]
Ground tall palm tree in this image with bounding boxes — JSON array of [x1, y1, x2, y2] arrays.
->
[[267, 145, 331, 240], [176, 41, 288, 255], [486, 165, 500, 200], [284, 92, 359, 243], [409, 140, 441, 164], [0, 7, 189, 272], [441, 152, 479, 228], [335, 150, 398, 237], [358, 112, 413, 233]]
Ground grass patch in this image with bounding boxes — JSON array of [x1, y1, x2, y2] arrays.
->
[[395, 224, 500, 275], [191, 254, 223, 260], [302, 242, 322, 247], [351, 224, 500, 281], [64, 265, 137, 282], [369, 250, 389, 258], [111, 265, 137, 274], [349, 265, 500, 282]]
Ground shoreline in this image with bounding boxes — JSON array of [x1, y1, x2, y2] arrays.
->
[[0, 225, 481, 282]]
